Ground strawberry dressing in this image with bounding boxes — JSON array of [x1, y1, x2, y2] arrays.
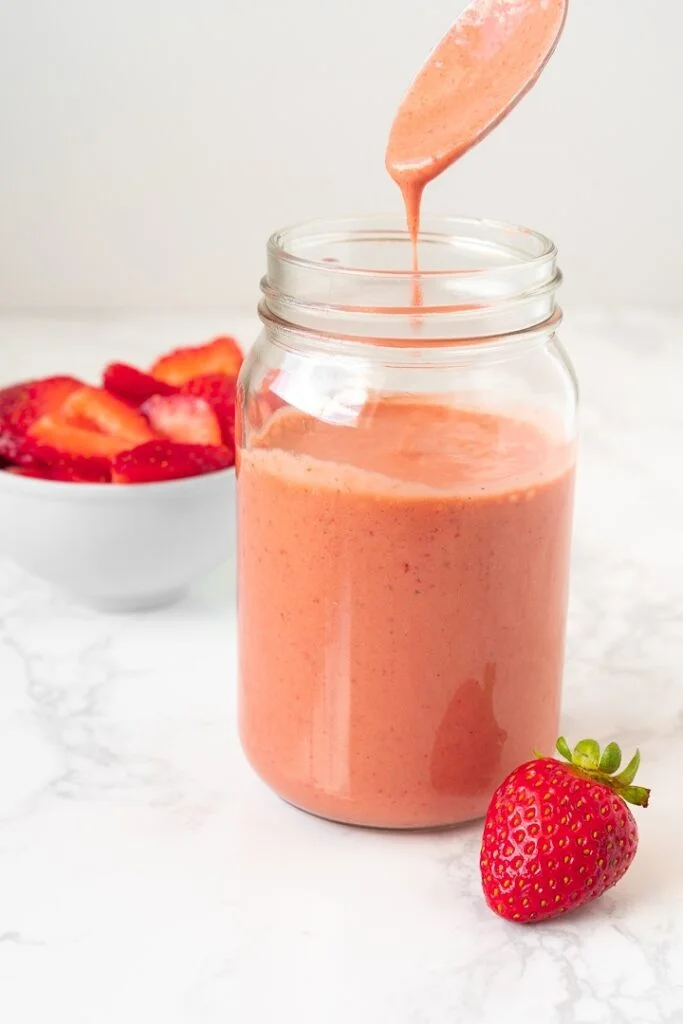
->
[[239, 404, 575, 828]]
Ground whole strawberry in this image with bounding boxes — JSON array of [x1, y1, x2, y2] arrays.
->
[[480, 737, 650, 923]]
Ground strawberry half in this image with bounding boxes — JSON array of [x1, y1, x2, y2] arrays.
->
[[29, 385, 157, 458], [480, 737, 650, 924], [141, 393, 222, 446], [0, 376, 81, 434], [150, 336, 243, 387], [0, 433, 111, 481], [180, 374, 237, 447], [28, 417, 136, 458], [47, 456, 112, 482], [0, 431, 43, 467], [59, 386, 156, 445], [111, 439, 234, 483], [103, 362, 177, 406]]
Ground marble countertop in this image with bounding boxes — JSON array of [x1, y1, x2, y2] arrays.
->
[[0, 311, 681, 1024]]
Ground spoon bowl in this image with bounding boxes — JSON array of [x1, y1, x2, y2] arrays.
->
[[386, 0, 569, 235]]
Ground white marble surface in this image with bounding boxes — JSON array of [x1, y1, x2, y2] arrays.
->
[[0, 311, 681, 1024]]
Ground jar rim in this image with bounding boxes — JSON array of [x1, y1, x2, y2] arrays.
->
[[267, 214, 557, 281], [263, 215, 561, 341]]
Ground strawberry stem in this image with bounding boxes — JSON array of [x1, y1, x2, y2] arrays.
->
[[555, 736, 650, 808]]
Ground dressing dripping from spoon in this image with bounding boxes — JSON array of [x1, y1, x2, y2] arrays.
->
[[386, 0, 568, 306]]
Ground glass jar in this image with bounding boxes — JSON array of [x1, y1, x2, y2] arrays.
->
[[237, 216, 577, 830]]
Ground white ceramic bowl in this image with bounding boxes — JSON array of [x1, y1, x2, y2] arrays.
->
[[0, 468, 236, 611]]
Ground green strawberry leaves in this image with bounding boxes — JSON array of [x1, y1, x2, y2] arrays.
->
[[554, 736, 650, 808]]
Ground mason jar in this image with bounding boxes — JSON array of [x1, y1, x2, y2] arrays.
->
[[236, 216, 577, 829]]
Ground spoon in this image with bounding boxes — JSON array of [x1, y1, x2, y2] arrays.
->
[[386, 0, 569, 241]]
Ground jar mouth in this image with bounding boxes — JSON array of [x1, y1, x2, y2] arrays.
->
[[268, 214, 556, 278], [262, 215, 562, 341]]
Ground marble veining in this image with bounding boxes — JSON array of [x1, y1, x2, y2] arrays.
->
[[0, 311, 681, 1023]]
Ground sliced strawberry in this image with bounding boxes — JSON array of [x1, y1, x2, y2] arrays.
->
[[180, 374, 236, 446], [60, 386, 156, 445], [0, 430, 67, 470], [29, 416, 136, 458], [103, 362, 177, 406], [48, 457, 112, 483], [0, 432, 111, 481], [0, 431, 47, 467], [111, 440, 234, 483], [150, 336, 243, 387], [141, 393, 222, 446], [0, 378, 127, 478], [0, 376, 82, 433]]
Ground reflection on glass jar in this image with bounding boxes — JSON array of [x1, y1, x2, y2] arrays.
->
[[237, 216, 577, 829]]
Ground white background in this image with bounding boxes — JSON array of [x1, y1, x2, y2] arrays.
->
[[0, 0, 681, 313]]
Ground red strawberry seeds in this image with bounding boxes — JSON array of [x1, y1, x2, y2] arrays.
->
[[480, 737, 650, 924]]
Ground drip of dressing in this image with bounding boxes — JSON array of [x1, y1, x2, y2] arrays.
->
[[386, 0, 568, 298]]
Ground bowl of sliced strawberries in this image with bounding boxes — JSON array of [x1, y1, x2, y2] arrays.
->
[[0, 336, 244, 610]]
